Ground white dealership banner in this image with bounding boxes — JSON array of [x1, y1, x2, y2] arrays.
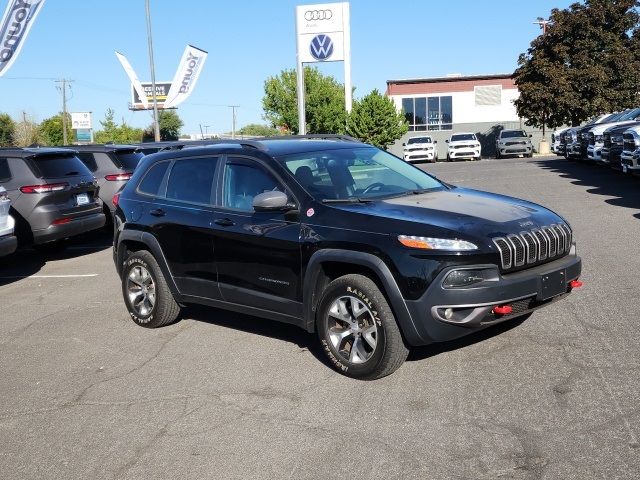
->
[[164, 45, 208, 109], [0, 0, 47, 77], [71, 112, 92, 130], [295, 2, 351, 133], [115, 51, 149, 109]]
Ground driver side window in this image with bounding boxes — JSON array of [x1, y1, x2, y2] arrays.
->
[[222, 158, 282, 211]]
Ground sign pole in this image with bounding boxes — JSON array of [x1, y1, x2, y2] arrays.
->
[[343, 3, 352, 113], [145, 0, 161, 142], [295, 7, 306, 135]]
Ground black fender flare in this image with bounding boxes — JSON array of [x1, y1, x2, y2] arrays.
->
[[116, 230, 180, 297], [302, 249, 427, 345]]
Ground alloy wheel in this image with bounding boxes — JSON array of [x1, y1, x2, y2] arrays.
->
[[126, 265, 156, 316], [326, 295, 378, 364]]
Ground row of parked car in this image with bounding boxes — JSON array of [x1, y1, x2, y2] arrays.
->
[[402, 129, 533, 163], [552, 108, 640, 172], [0, 140, 198, 258]]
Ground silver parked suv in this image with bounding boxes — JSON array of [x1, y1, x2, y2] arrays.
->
[[0, 148, 105, 252], [0, 185, 17, 257], [495, 129, 533, 158], [70, 144, 145, 221]]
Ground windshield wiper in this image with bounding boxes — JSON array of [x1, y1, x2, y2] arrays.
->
[[381, 188, 437, 199], [321, 198, 373, 204]]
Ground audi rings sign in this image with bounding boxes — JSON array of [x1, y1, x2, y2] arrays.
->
[[296, 3, 349, 63], [295, 2, 351, 134]]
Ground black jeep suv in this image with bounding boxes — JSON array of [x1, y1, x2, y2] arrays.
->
[[113, 136, 582, 379]]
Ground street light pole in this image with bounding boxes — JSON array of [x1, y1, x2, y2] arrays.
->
[[145, 0, 161, 142], [229, 105, 239, 139]]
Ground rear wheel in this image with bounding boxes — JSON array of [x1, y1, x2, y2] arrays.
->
[[122, 250, 180, 328], [317, 274, 409, 380]]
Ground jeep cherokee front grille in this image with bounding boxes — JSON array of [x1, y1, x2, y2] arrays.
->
[[492, 224, 572, 271]]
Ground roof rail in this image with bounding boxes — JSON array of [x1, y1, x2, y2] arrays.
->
[[179, 138, 269, 152], [256, 134, 361, 143]]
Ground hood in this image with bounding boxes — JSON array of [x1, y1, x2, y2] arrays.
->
[[405, 142, 434, 149], [329, 187, 565, 246], [591, 120, 637, 135], [499, 136, 530, 142]]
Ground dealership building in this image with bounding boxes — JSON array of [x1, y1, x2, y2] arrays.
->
[[385, 73, 541, 157]]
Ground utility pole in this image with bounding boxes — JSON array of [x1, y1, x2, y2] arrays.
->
[[533, 19, 551, 35], [55, 79, 73, 144], [229, 105, 239, 139], [145, 0, 161, 142]]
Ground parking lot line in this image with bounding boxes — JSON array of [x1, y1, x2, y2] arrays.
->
[[0, 274, 99, 279]]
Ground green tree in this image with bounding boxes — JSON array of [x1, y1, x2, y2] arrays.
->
[[346, 89, 408, 149], [263, 67, 348, 134], [12, 119, 41, 147], [0, 113, 15, 146], [94, 109, 144, 144], [237, 123, 280, 137], [143, 110, 184, 141], [515, 0, 640, 130], [39, 112, 72, 146]]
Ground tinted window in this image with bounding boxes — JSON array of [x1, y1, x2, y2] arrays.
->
[[166, 157, 216, 204], [0, 158, 11, 182], [223, 160, 282, 211], [31, 154, 92, 178], [115, 151, 144, 170], [76, 152, 98, 172], [451, 134, 476, 142], [407, 137, 432, 144], [501, 131, 527, 139], [282, 147, 443, 200], [138, 161, 170, 196]]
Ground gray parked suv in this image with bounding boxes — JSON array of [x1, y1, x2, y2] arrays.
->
[[495, 129, 533, 158], [0, 185, 17, 256], [0, 148, 105, 252], [70, 144, 145, 219]]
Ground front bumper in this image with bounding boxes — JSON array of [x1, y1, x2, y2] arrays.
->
[[0, 234, 17, 257], [32, 212, 106, 244], [404, 150, 436, 162], [566, 142, 582, 158], [620, 150, 640, 172], [498, 144, 532, 156], [449, 149, 480, 159], [403, 252, 582, 345], [587, 144, 604, 161]]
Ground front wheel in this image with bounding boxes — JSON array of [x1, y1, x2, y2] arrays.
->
[[121, 250, 180, 328], [317, 274, 409, 380]]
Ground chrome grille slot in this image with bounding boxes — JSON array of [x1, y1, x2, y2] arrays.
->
[[507, 234, 526, 267], [521, 231, 537, 264], [493, 223, 572, 272], [545, 227, 558, 257]]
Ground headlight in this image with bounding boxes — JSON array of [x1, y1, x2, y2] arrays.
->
[[398, 235, 478, 251], [443, 269, 488, 288]]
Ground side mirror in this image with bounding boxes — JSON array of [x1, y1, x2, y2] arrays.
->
[[529, 134, 533, 138], [434, 140, 438, 144], [402, 142, 406, 146], [253, 190, 292, 212], [445, 139, 449, 143]]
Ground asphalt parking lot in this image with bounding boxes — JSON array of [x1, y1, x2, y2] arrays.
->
[[1, 155, 639, 480]]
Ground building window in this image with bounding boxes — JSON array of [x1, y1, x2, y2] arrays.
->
[[401, 96, 453, 131]]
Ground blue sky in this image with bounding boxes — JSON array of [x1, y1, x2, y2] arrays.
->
[[1, 0, 573, 136]]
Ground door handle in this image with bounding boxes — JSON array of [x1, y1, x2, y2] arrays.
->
[[150, 208, 166, 217], [214, 218, 235, 227]]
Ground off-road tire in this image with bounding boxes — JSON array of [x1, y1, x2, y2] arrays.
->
[[317, 274, 409, 380], [121, 250, 180, 328]]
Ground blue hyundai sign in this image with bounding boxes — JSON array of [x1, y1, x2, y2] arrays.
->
[[309, 34, 334, 61]]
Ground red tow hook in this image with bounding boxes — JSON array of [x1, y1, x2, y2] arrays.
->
[[569, 280, 583, 289], [492, 305, 513, 315]]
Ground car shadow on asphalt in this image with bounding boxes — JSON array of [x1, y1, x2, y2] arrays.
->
[[185, 304, 528, 368], [0, 229, 113, 287], [534, 157, 640, 218]]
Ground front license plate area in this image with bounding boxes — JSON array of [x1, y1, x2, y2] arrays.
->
[[538, 269, 566, 301], [76, 193, 89, 206]]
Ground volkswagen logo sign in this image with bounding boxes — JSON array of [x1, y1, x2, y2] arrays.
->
[[309, 34, 334, 61], [304, 9, 333, 21]]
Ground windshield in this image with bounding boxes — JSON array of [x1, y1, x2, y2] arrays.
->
[[407, 137, 432, 144], [599, 112, 624, 123], [450, 134, 476, 142], [618, 108, 640, 121], [501, 130, 527, 139], [280, 147, 444, 201], [114, 151, 145, 170]]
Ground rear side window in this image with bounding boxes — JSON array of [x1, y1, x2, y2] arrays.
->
[[115, 151, 144, 170], [76, 152, 98, 172], [166, 157, 217, 204], [31, 154, 92, 179], [0, 158, 10, 182], [138, 161, 170, 196]]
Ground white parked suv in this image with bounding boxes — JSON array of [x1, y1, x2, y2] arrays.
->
[[402, 136, 438, 162], [0, 186, 17, 257], [620, 124, 640, 173], [446, 132, 481, 161]]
